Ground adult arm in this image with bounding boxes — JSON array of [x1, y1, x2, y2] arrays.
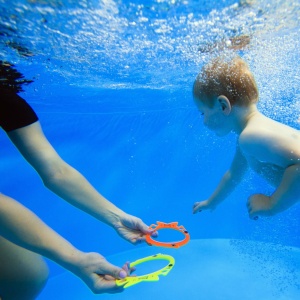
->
[[7, 121, 153, 243], [0, 193, 129, 294]]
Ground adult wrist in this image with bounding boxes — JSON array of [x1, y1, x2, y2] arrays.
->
[[98, 206, 126, 228], [46, 243, 83, 272]]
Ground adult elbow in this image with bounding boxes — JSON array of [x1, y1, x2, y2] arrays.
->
[[41, 164, 69, 190]]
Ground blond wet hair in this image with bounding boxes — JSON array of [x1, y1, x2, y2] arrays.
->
[[193, 56, 259, 107]]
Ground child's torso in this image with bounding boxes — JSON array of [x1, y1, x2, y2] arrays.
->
[[240, 112, 300, 185], [246, 157, 284, 186]]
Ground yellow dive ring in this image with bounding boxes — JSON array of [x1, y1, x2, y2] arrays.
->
[[115, 253, 175, 288]]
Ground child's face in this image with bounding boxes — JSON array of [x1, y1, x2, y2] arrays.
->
[[194, 96, 232, 136]]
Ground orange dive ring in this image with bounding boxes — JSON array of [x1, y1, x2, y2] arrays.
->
[[146, 221, 190, 248]]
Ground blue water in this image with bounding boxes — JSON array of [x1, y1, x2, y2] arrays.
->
[[0, 0, 300, 299], [38, 239, 300, 300]]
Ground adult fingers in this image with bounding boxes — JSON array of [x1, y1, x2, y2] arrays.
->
[[92, 277, 124, 295], [134, 218, 154, 235], [96, 260, 127, 280]]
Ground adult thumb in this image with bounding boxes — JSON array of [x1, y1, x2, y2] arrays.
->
[[101, 262, 127, 279], [117, 269, 127, 279]]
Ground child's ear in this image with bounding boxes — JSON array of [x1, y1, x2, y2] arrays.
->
[[217, 95, 231, 115]]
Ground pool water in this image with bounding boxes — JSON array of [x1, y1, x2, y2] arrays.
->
[[0, 0, 300, 299], [38, 239, 300, 300]]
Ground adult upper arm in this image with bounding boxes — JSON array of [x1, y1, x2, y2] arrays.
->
[[7, 121, 65, 179]]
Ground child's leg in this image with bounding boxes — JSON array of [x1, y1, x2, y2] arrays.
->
[[0, 236, 49, 300]]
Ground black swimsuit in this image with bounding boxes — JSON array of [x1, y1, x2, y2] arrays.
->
[[0, 92, 39, 132]]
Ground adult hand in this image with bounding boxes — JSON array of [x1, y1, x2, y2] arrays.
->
[[113, 213, 157, 244], [70, 251, 133, 294], [193, 200, 214, 214], [247, 193, 274, 219]]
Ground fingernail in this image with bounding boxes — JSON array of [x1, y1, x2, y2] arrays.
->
[[119, 270, 127, 279]]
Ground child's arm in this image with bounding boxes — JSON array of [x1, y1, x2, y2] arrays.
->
[[240, 122, 300, 218], [193, 143, 248, 213], [247, 164, 300, 217]]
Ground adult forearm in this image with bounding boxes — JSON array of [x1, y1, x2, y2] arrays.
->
[[270, 164, 300, 213], [42, 163, 125, 227], [0, 194, 81, 270]]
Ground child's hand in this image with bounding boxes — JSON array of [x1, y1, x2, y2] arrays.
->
[[193, 200, 214, 214], [247, 194, 274, 219]]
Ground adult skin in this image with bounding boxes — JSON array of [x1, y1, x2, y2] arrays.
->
[[0, 120, 153, 299]]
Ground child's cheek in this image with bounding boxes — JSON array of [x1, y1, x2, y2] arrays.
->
[[205, 116, 221, 131]]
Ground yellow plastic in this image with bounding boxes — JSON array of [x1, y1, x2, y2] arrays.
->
[[115, 253, 175, 288]]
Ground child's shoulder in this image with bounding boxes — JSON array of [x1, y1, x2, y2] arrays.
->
[[238, 127, 263, 151], [239, 113, 268, 139], [239, 114, 300, 154], [238, 114, 277, 151]]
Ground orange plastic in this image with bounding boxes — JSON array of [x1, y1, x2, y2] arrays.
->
[[145, 221, 190, 248]]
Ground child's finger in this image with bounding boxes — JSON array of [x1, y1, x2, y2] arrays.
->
[[248, 209, 259, 220], [192, 203, 202, 214]]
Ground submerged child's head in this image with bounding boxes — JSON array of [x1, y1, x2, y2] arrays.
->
[[193, 56, 259, 136], [193, 56, 259, 108]]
